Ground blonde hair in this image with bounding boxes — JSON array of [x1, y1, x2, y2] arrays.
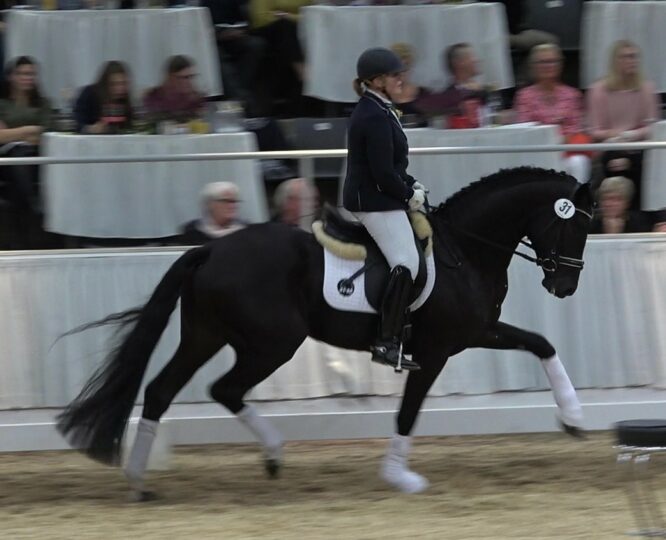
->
[[598, 176, 634, 201], [529, 43, 562, 65], [605, 39, 643, 91], [390, 42, 414, 68], [528, 43, 563, 82]]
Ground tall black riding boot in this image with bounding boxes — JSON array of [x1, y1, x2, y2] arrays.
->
[[371, 265, 420, 371]]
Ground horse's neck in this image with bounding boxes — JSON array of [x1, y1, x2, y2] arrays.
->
[[445, 188, 535, 272]]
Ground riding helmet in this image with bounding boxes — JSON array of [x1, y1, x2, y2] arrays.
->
[[356, 47, 405, 81]]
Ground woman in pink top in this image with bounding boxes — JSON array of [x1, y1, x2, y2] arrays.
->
[[586, 40, 660, 208], [514, 43, 590, 182]]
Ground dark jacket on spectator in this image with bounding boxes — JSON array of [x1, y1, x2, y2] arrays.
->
[[73, 85, 102, 133], [414, 83, 487, 116], [343, 91, 415, 212], [73, 84, 132, 133], [180, 220, 214, 245]]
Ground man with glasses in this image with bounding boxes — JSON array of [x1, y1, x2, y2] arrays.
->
[[143, 55, 205, 122], [180, 181, 245, 244]]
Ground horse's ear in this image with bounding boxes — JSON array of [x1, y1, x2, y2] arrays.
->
[[573, 183, 592, 209]]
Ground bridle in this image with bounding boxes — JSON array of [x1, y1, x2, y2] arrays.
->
[[518, 206, 592, 273], [430, 201, 593, 274]]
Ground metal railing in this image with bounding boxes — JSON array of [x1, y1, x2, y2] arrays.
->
[[0, 141, 665, 166]]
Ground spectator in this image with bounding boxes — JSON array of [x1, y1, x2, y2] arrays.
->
[[415, 43, 488, 128], [0, 56, 52, 249], [514, 44, 591, 183], [271, 177, 319, 230], [144, 55, 205, 122], [201, 0, 267, 116], [74, 61, 133, 134], [249, 0, 310, 115], [494, 1, 558, 85], [587, 40, 659, 209], [390, 42, 430, 127], [589, 176, 651, 234], [180, 181, 245, 244]]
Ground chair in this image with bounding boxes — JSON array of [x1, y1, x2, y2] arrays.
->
[[525, 0, 583, 51], [279, 117, 348, 181], [615, 419, 666, 537], [243, 117, 296, 183]]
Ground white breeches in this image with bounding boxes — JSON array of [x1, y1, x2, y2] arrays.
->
[[353, 210, 420, 280]]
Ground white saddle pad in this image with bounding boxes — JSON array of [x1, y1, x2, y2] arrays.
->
[[322, 248, 436, 314]]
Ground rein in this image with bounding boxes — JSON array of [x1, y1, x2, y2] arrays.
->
[[426, 198, 592, 273]]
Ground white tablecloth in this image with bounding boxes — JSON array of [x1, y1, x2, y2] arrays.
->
[[405, 125, 564, 206], [301, 3, 514, 103], [2, 235, 666, 410], [643, 120, 666, 210], [43, 132, 267, 238], [581, 2, 666, 91], [5, 8, 222, 109]]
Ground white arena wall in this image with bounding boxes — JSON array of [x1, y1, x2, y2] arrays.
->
[[2, 235, 666, 452]]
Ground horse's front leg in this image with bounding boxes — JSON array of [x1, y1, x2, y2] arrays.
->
[[382, 353, 446, 494], [473, 321, 584, 435]]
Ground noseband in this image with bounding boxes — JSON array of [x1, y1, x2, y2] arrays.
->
[[522, 206, 592, 273]]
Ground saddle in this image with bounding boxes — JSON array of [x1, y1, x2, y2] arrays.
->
[[312, 205, 432, 311]]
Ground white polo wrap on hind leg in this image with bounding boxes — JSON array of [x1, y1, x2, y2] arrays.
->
[[238, 404, 283, 460], [124, 418, 158, 491]]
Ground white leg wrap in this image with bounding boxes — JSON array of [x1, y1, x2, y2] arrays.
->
[[541, 354, 583, 428], [238, 405, 283, 460], [380, 434, 429, 494], [124, 418, 158, 491]]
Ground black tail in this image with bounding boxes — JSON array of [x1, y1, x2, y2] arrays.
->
[[56, 244, 212, 465]]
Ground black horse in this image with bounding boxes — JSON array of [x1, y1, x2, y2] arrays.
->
[[57, 167, 593, 499]]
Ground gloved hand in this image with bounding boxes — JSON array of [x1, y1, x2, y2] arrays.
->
[[408, 189, 426, 211], [413, 181, 428, 193]]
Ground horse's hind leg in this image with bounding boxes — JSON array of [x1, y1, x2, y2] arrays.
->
[[382, 350, 447, 494], [473, 321, 583, 435], [125, 332, 226, 500], [209, 334, 305, 478]]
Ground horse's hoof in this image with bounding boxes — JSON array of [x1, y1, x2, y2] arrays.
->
[[265, 458, 281, 479], [381, 465, 429, 494], [129, 490, 159, 503], [559, 420, 586, 440]]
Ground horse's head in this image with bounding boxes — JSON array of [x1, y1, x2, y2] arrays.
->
[[525, 182, 593, 298]]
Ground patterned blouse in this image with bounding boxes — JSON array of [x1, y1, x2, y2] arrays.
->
[[514, 84, 584, 137]]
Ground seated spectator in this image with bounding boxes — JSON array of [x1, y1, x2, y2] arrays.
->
[[587, 40, 659, 209], [514, 44, 591, 183], [144, 55, 205, 122], [390, 42, 430, 127], [180, 181, 245, 244], [493, 1, 558, 85], [201, 0, 267, 116], [0, 56, 52, 249], [271, 177, 319, 230], [249, 0, 310, 115], [589, 176, 652, 234], [415, 43, 488, 128], [74, 61, 133, 134]]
